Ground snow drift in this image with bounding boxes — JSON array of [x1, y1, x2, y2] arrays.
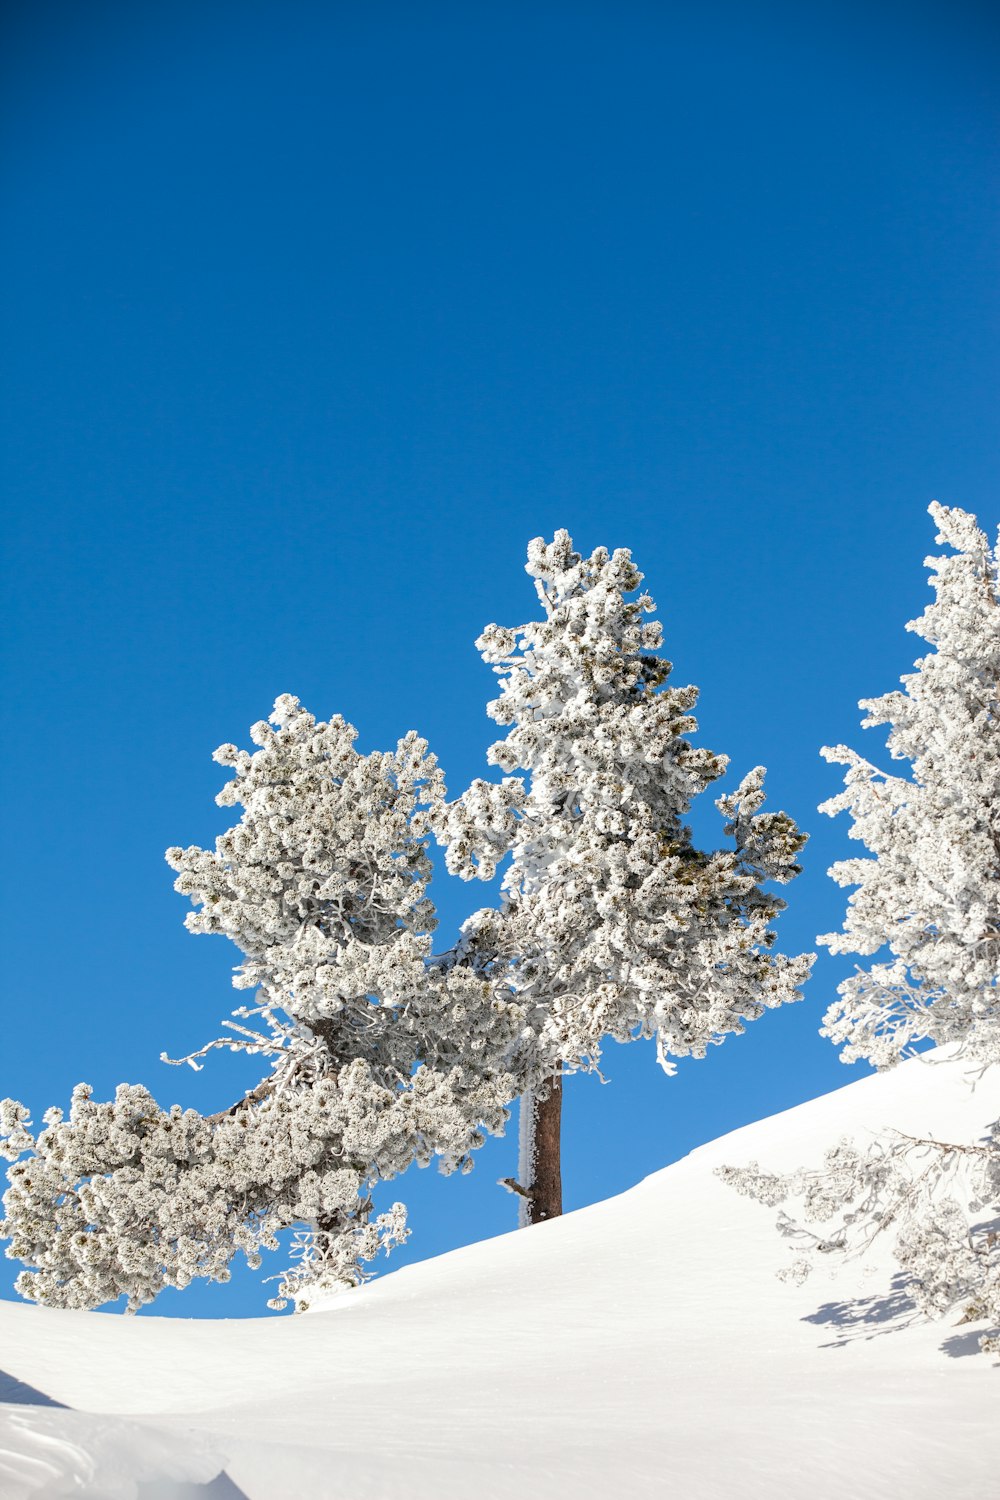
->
[[1, 1049, 997, 1500]]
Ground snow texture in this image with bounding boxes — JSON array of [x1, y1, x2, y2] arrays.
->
[[1, 1050, 997, 1500]]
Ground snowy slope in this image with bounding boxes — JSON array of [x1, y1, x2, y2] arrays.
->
[[1, 1050, 997, 1500]]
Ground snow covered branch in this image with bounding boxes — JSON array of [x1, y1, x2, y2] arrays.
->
[[1, 695, 519, 1311], [719, 1120, 1000, 1354]]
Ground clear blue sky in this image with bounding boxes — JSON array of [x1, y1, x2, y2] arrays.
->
[[2, 0, 997, 1317]]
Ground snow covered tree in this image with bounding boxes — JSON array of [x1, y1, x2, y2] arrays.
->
[[721, 504, 1000, 1354], [817, 502, 999, 1069], [0, 696, 518, 1311], [434, 531, 813, 1223], [0, 530, 813, 1313]]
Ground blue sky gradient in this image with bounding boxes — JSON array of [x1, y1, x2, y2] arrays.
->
[[2, 0, 998, 1315]]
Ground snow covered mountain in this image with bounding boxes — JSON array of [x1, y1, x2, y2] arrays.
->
[[1, 1050, 997, 1500]]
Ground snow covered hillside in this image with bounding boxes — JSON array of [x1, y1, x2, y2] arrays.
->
[[1, 1050, 997, 1500]]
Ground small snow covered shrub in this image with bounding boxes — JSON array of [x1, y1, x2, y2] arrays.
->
[[721, 504, 1000, 1354]]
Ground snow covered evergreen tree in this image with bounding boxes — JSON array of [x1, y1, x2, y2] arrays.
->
[[817, 502, 999, 1069], [721, 504, 1000, 1354], [0, 696, 518, 1311], [434, 531, 813, 1222], [0, 530, 813, 1312]]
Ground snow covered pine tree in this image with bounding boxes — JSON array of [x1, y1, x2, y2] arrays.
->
[[720, 504, 1000, 1354], [434, 531, 813, 1224], [0, 697, 518, 1311], [0, 530, 812, 1312]]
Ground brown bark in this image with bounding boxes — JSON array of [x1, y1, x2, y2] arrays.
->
[[206, 1080, 274, 1124], [523, 1069, 562, 1224]]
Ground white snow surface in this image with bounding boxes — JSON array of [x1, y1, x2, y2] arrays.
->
[[1, 1050, 997, 1500]]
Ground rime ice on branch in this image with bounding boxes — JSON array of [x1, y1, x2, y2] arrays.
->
[[0, 696, 518, 1311]]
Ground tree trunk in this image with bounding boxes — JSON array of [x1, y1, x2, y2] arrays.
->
[[518, 1068, 562, 1226]]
